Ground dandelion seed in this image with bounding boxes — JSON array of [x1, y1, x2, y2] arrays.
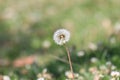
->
[[53, 29, 70, 45], [53, 29, 74, 80]]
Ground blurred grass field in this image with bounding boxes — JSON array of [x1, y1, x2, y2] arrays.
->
[[0, 0, 120, 80]]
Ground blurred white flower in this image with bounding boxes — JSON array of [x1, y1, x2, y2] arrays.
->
[[99, 65, 109, 74], [114, 22, 120, 34], [53, 29, 70, 45], [111, 65, 116, 70], [94, 74, 104, 80], [65, 71, 73, 79], [78, 76, 84, 80], [90, 57, 98, 64], [109, 37, 116, 44], [65, 71, 79, 79], [37, 68, 52, 80], [106, 61, 112, 66], [3, 75, 10, 80], [42, 40, 51, 49], [111, 71, 120, 78], [42, 68, 47, 73], [37, 77, 44, 80], [100, 65, 107, 70], [88, 43, 97, 51], [99, 74, 104, 78], [89, 67, 98, 75], [77, 51, 85, 57]]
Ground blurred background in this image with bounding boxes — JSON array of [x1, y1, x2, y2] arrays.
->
[[0, 0, 120, 80]]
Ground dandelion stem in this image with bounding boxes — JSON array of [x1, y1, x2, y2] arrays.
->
[[64, 45, 74, 80]]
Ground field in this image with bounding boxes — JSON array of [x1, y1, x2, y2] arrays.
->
[[0, 0, 120, 80]]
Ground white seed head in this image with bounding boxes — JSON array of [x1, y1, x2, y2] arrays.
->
[[53, 29, 70, 45]]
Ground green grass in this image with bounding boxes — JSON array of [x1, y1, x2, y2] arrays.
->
[[0, 0, 120, 80]]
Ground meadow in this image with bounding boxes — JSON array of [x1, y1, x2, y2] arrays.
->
[[0, 0, 120, 80]]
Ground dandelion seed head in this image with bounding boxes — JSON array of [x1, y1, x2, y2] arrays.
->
[[53, 29, 70, 45]]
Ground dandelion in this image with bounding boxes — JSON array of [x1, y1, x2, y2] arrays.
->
[[53, 29, 74, 80], [53, 29, 70, 45]]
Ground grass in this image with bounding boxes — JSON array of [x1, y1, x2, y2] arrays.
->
[[0, 0, 120, 80]]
